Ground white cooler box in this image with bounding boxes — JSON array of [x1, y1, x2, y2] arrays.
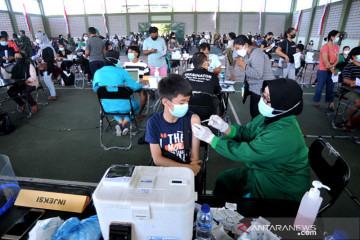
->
[[93, 165, 196, 240]]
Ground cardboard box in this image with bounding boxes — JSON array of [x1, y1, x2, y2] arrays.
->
[[15, 189, 90, 213]]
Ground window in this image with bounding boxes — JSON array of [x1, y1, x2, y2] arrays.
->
[[0, 0, 7, 11], [11, 0, 40, 14], [173, 0, 195, 12], [127, 0, 149, 13], [150, 0, 172, 12], [84, 0, 103, 14], [105, 0, 126, 13], [219, 0, 241, 12], [242, 0, 265, 12], [64, 0, 84, 15], [42, 0, 63, 15], [265, 0, 292, 12], [296, 0, 313, 10], [319, 0, 342, 5], [196, 0, 217, 12]]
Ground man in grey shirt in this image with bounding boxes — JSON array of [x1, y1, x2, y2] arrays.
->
[[85, 27, 106, 77]]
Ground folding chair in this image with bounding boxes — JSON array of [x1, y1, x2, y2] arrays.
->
[[97, 86, 139, 151], [71, 59, 85, 89], [308, 138, 350, 214], [331, 84, 360, 128]]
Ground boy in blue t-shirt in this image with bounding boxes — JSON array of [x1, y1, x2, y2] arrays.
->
[[145, 74, 202, 176]]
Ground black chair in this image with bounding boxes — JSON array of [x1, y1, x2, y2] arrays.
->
[[308, 138, 350, 214], [189, 91, 217, 121], [97, 86, 138, 150]]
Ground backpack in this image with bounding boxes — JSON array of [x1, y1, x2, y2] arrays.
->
[[0, 110, 15, 135], [61, 71, 74, 86]]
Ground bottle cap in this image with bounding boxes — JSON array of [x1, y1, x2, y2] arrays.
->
[[201, 204, 210, 213], [333, 229, 348, 240], [309, 180, 331, 199]]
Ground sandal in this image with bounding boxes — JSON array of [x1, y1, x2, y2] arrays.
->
[[315, 104, 322, 109]]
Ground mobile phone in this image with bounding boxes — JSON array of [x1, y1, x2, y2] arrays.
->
[[2, 208, 45, 240], [109, 222, 133, 240]]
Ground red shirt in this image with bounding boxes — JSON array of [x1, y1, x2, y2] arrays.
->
[[7, 40, 19, 52], [319, 43, 339, 71]]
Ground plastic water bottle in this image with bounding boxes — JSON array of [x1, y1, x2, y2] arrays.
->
[[324, 229, 348, 240], [196, 204, 213, 240], [154, 67, 159, 77], [219, 71, 225, 82]]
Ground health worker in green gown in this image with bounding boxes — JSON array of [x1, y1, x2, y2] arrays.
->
[[192, 78, 310, 202]]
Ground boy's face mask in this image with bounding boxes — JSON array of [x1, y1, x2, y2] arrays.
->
[[168, 100, 188, 118]]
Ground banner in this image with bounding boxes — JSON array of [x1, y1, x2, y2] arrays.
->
[[213, 0, 220, 30], [295, 10, 302, 32], [62, 0, 70, 35], [101, 2, 108, 34], [318, 3, 329, 36], [22, 3, 31, 34], [258, 9, 263, 31]]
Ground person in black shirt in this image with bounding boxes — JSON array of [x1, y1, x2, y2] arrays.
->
[[297, 41, 305, 52], [260, 32, 274, 59], [56, 43, 72, 60], [276, 27, 297, 80], [183, 52, 221, 113], [183, 52, 221, 96]]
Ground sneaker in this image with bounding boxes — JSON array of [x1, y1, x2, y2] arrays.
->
[[326, 106, 335, 113], [115, 125, 122, 136], [122, 126, 129, 136]]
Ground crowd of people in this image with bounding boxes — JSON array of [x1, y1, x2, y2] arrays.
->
[[1, 24, 359, 202]]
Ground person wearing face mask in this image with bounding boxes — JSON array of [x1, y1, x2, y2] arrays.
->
[[337, 46, 360, 130], [313, 30, 340, 111], [145, 74, 202, 176], [225, 32, 237, 81], [183, 36, 191, 53], [276, 27, 297, 80], [306, 40, 314, 51], [8, 52, 38, 113], [336, 46, 351, 72], [56, 44, 72, 60], [192, 79, 309, 202], [123, 46, 150, 121], [33, 32, 57, 100], [16, 30, 32, 60], [0, 35, 15, 73], [234, 35, 275, 119], [143, 27, 167, 77], [93, 50, 143, 136], [260, 32, 274, 59], [80, 33, 89, 46], [199, 43, 221, 74], [1, 31, 19, 52]]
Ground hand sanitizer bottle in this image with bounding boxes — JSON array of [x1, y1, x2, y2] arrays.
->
[[154, 67, 159, 77], [294, 181, 330, 231]]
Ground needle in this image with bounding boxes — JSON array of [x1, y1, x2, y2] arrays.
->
[[201, 119, 210, 123]]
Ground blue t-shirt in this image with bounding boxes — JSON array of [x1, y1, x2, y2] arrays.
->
[[145, 111, 194, 163], [142, 37, 167, 68]]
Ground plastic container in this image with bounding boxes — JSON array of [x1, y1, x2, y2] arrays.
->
[[154, 67, 159, 77], [324, 229, 349, 240], [294, 181, 330, 231], [0, 154, 20, 216], [196, 204, 213, 240], [93, 166, 196, 240]]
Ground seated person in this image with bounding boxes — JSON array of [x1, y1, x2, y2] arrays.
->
[[0, 35, 15, 78], [183, 52, 222, 116], [145, 74, 202, 176], [336, 46, 351, 72], [76, 42, 92, 81], [56, 43, 72, 60], [192, 79, 310, 202], [8, 52, 38, 113], [198, 43, 221, 74], [123, 46, 150, 121], [93, 50, 143, 136], [338, 46, 360, 130]]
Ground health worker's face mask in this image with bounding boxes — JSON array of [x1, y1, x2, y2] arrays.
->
[[258, 97, 300, 118], [168, 100, 188, 118]]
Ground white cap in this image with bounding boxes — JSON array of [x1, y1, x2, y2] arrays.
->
[[309, 180, 330, 199]]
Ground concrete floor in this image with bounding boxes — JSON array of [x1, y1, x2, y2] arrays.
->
[[0, 47, 359, 219]]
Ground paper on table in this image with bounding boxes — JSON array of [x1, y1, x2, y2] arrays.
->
[[293, 52, 301, 69], [332, 72, 341, 83], [161, 49, 167, 57], [306, 52, 314, 62], [356, 77, 360, 86]]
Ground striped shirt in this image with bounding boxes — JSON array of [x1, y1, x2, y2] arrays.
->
[[123, 60, 150, 78], [342, 63, 360, 81]]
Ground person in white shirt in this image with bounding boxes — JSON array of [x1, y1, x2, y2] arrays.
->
[[199, 43, 221, 75], [123, 46, 150, 121]]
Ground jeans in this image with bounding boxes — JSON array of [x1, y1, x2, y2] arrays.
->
[[89, 61, 105, 76], [282, 62, 296, 80], [313, 70, 334, 103], [43, 71, 55, 96]]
